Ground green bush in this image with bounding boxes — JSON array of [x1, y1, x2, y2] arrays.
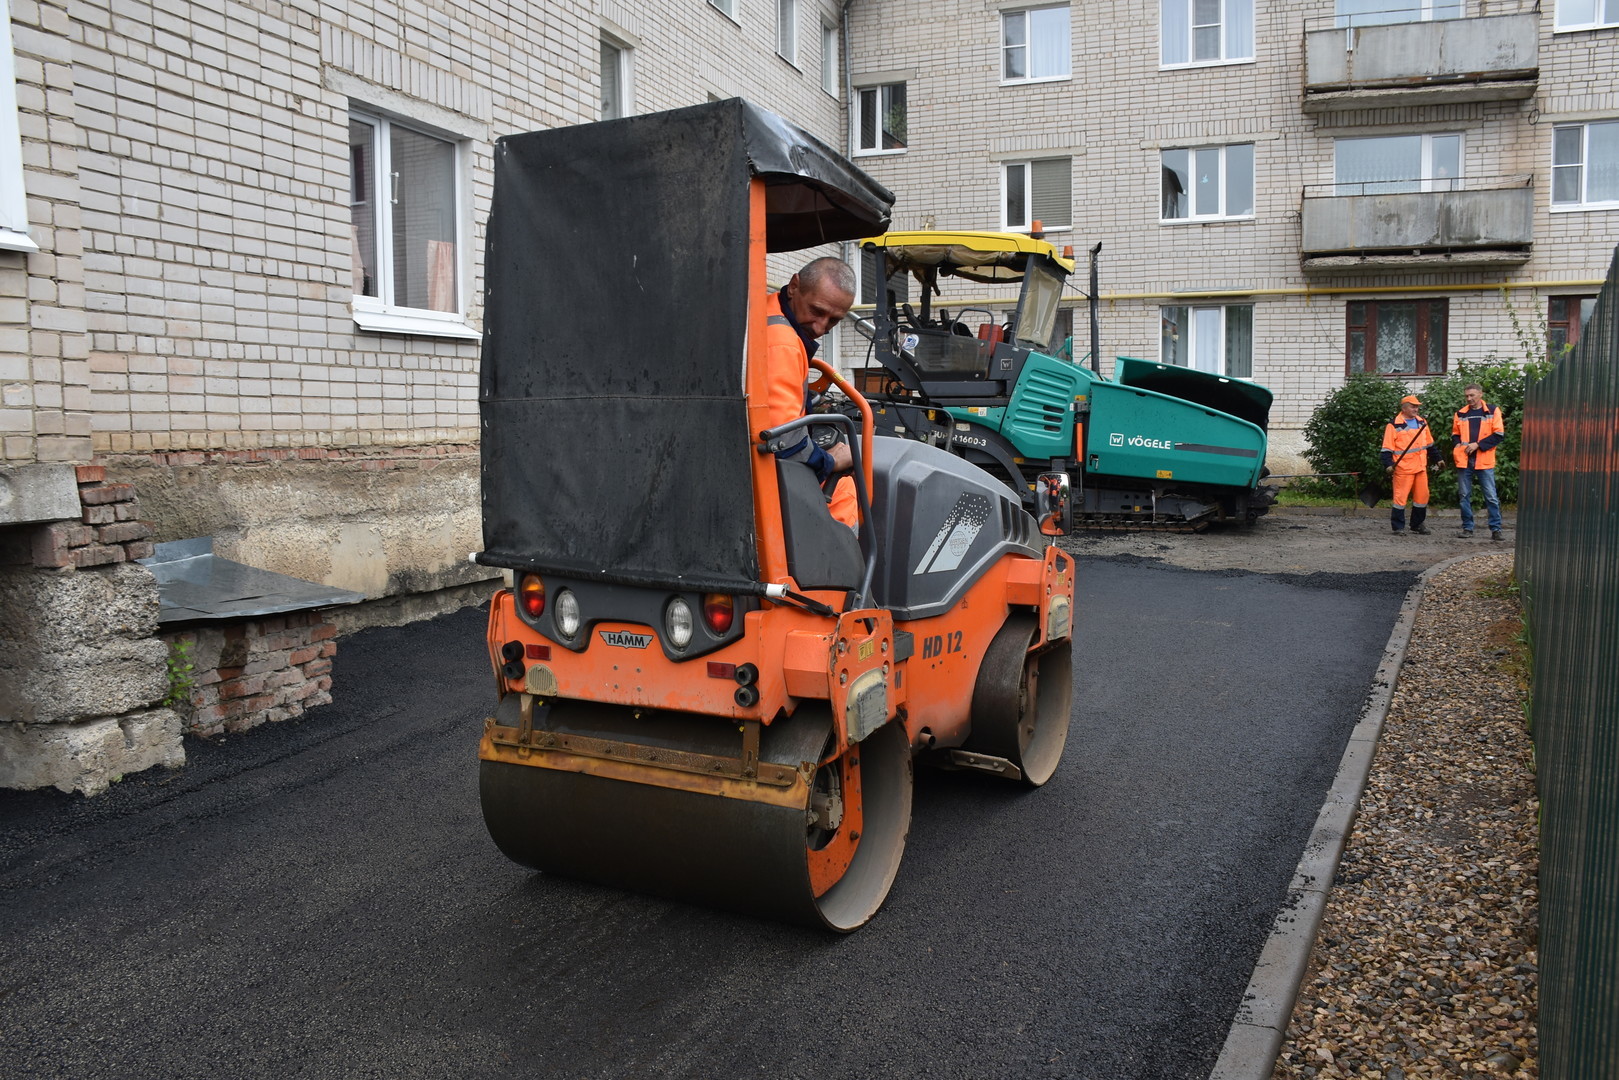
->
[[1300, 359, 1551, 504], [1410, 357, 1551, 506], [1300, 373, 1409, 498]]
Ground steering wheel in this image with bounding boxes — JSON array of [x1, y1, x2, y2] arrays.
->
[[809, 422, 845, 450]]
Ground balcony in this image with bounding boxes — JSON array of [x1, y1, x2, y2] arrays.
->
[[1303, 10, 1539, 112], [1300, 177, 1534, 274]]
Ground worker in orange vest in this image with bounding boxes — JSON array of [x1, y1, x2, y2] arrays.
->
[[763, 257, 858, 529], [1380, 394, 1439, 535], [1451, 382, 1507, 541]]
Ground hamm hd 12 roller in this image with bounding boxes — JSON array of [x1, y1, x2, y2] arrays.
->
[[474, 100, 1076, 931]]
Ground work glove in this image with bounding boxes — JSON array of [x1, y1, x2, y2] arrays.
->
[[1385, 466, 1393, 475]]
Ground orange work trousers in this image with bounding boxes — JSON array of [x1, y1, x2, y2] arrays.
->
[[828, 475, 857, 529], [1391, 468, 1429, 509]]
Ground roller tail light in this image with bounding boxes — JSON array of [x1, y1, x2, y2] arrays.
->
[[702, 593, 734, 635], [518, 574, 545, 619]]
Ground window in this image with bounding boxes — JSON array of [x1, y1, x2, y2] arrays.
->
[[1556, 0, 1619, 31], [856, 83, 906, 154], [1548, 295, 1598, 355], [709, 0, 737, 21], [1161, 144, 1254, 221], [1335, 0, 1461, 28], [1003, 158, 1072, 231], [1335, 134, 1461, 195], [1003, 6, 1071, 82], [1552, 122, 1619, 208], [601, 37, 632, 120], [778, 0, 798, 64], [1161, 305, 1253, 377], [1347, 300, 1448, 376], [822, 24, 839, 95], [0, 7, 35, 252], [1161, 0, 1253, 66], [349, 110, 473, 337]]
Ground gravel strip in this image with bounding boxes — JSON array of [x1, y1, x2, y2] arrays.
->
[[1272, 552, 1539, 1080]]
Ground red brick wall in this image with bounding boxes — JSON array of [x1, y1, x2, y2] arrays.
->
[[30, 465, 154, 569], [164, 612, 338, 737]]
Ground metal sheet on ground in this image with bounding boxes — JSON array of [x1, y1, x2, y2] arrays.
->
[[0, 558, 1410, 1080]]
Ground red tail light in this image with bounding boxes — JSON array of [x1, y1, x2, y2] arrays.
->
[[702, 593, 734, 634], [519, 574, 545, 619]]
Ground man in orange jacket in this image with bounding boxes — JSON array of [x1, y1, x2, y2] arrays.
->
[[1381, 394, 1438, 535], [1452, 382, 1506, 541], [763, 257, 858, 528]]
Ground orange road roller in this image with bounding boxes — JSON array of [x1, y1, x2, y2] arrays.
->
[[473, 99, 1076, 931]]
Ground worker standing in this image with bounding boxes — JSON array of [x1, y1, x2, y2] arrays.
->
[[1452, 382, 1507, 541], [763, 256, 859, 528], [1381, 394, 1438, 535]]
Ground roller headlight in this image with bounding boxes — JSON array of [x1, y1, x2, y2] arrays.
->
[[554, 589, 581, 640], [665, 597, 694, 650]]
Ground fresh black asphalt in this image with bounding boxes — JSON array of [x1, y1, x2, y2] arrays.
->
[[0, 557, 1412, 1080]]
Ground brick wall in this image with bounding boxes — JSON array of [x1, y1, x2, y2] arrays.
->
[[28, 463, 153, 568], [841, 0, 1619, 438], [165, 612, 338, 738], [0, 0, 853, 468]]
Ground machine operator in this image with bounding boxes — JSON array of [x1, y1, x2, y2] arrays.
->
[[764, 256, 859, 528]]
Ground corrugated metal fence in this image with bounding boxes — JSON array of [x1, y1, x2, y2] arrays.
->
[[1517, 245, 1619, 1080]]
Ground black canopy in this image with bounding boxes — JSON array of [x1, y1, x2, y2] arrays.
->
[[478, 100, 893, 591]]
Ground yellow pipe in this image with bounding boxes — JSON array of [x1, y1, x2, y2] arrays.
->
[[848, 279, 1606, 311]]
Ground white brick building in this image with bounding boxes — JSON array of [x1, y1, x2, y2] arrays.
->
[[844, 0, 1619, 465], [1, 0, 1615, 789]]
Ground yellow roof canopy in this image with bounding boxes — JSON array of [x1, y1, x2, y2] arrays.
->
[[859, 230, 1076, 283]]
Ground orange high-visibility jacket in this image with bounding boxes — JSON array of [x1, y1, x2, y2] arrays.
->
[[764, 290, 857, 527], [1381, 414, 1435, 475], [1451, 400, 1506, 470]]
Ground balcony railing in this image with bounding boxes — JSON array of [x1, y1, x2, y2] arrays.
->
[[1303, 8, 1539, 111], [1300, 175, 1534, 270]]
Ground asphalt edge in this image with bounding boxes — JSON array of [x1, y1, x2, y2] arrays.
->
[[1206, 551, 1492, 1080]]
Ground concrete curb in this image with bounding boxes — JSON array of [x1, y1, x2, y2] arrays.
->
[[1206, 551, 1493, 1080]]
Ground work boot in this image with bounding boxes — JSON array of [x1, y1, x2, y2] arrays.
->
[[1458, 529, 1474, 538], [1390, 507, 1406, 534], [1492, 529, 1504, 542], [1410, 507, 1430, 535]]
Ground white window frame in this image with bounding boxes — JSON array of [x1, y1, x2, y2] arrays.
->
[[0, 6, 37, 253], [349, 108, 478, 340], [1333, 133, 1463, 196], [600, 35, 633, 120], [709, 0, 739, 24], [1334, 0, 1462, 28], [777, 0, 799, 65], [821, 23, 839, 95], [1160, 304, 1253, 377], [1001, 6, 1072, 85], [1161, 0, 1255, 69], [1552, 121, 1619, 210], [1555, 0, 1619, 32], [1001, 157, 1072, 232], [854, 83, 907, 156], [1160, 144, 1255, 223]]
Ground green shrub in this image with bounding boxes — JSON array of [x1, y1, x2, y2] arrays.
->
[[1411, 357, 1551, 506], [1299, 356, 1552, 504], [1300, 373, 1409, 498]]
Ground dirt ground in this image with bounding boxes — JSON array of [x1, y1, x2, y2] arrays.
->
[[1058, 507, 1516, 577]]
